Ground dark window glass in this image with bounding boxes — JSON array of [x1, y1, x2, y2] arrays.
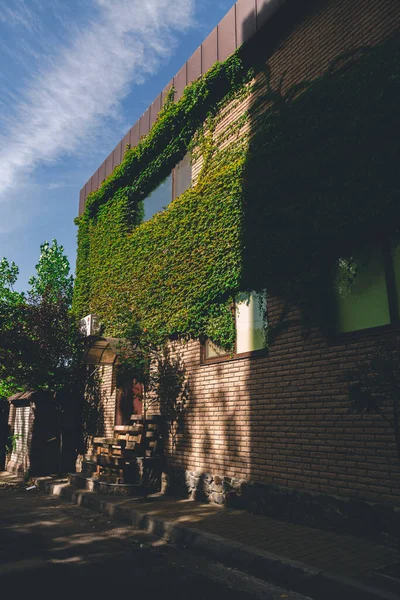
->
[[173, 153, 192, 200], [143, 174, 173, 222]]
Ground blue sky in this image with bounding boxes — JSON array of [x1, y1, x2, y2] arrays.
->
[[0, 0, 236, 291]]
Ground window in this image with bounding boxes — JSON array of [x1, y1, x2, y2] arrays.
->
[[235, 291, 267, 353], [202, 291, 267, 362], [333, 243, 400, 334], [143, 174, 173, 222], [143, 154, 191, 222], [173, 153, 192, 200]]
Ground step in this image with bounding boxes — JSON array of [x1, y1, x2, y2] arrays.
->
[[68, 473, 146, 497], [114, 425, 143, 433]]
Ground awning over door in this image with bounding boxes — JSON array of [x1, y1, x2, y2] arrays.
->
[[83, 337, 119, 365]]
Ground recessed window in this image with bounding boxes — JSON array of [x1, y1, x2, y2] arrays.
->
[[235, 291, 267, 353], [332, 244, 399, 333], [143, 173, 173, 222], [204, 338, 229, 359], [202, 291, 267, 362], [173, 153, 192, 200]]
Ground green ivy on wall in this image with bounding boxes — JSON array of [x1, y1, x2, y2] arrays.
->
[[73, 33, 400, 349]]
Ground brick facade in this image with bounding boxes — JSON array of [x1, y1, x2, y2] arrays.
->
[[164, 0, 400, 504], [97, 365, 117, 439], [83, 0, 400, 542]]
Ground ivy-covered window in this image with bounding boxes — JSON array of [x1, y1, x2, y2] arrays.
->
[[143, 154, 191, 222], [173, 153, 192, 200], [143, 173, 173, 222], [333, 244, 400, 333], [203, 291, 267, 361], [235, 291, 267, 354]]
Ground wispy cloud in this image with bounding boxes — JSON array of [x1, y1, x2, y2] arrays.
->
[[0, 0, 195, 230], [0, 0, 40, 31]]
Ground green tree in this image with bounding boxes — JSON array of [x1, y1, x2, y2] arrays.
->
[[29, 240, 74, 306], [0, 240, 82, 393]]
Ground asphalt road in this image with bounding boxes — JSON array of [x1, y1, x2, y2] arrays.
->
[[0, 487, 311, 600]]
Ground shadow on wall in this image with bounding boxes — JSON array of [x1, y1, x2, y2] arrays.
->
[[242, 0, 400, 544], [166, 0, 400, 547]]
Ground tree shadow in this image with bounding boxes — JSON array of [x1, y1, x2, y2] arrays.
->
[[240, 2, 400, 542]]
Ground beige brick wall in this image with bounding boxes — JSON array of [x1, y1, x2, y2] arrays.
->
[[92, 0, 400, 504], [167, 0, 400, 504]]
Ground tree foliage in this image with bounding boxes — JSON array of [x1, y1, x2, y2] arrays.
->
[[0, 240, 83, 395]]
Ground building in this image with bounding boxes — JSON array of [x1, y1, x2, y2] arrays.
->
[[74, 0, 400, 544]]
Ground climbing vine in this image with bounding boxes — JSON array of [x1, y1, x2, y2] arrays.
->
[[73, 33, 400, 349]]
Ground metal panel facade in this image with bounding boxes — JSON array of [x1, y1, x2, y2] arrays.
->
[[217, 6, 237, 62], [174, 64, 187, 100], [187, 46, 202, 84], [150, 94, 162, 127], [236, 0, 257, 46], [162, 81, 174, 107], [139, 108, 151, 138], [121, 131, 130, 157], [112, 141, 122, 169], [201, 26, 218, 72], [256, 0, 281, 29], [105, 153, 113, 178], [130, 123, 139, 147]]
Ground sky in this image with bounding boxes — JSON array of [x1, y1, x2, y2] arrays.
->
[[0, 0, 236, 292]]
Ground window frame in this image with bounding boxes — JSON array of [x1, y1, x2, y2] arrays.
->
[[200, 292, 268, 365], [330, 241, 400, 339]]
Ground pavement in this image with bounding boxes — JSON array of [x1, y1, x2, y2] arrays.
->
[[0, 484, 309, 600], [2, 471, 400, 600]]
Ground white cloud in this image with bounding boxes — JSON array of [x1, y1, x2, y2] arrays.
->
[[0, 0, 195, 230], [0, 0, 40, 31]]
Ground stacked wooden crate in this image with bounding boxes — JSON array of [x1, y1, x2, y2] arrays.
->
[[91, 416, 163, 486]]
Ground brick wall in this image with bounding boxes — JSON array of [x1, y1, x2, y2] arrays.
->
[[164, 0, 400, 510], [89, 0, 399, 540], [96, 364, 117, 439]]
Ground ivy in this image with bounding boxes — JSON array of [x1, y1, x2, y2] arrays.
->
[[73, 33, 400, 349]]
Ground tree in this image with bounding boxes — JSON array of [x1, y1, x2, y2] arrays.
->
[[29, 240, 74, 306], [347, 338, 400, 460], [0, 240, 84, 473], [0, 240, 82, 393]]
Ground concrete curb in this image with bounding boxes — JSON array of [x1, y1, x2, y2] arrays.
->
[[36, 478, 399, 600]]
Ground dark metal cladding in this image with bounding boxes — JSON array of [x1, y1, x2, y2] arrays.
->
[[150, 94, 162, 127], [113, 141, 122, 168], [201, 26, 218, 73], [130, 123, 140, 147], [139, 107, 151, 138], [236, 0, 257, 46], [162, 81, 174, 106], [121, 131, 130, 158], [98, 160, 106, 185], [187, 46, 202, 84], [105, 153, 113, 178], [85, 180, 92, 197], [256, 0, 281, 29], [173, 64, 187, 100], [79, 187, 85, 215], [217, 6, 237, 62], [92, 169, 99, 191]]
